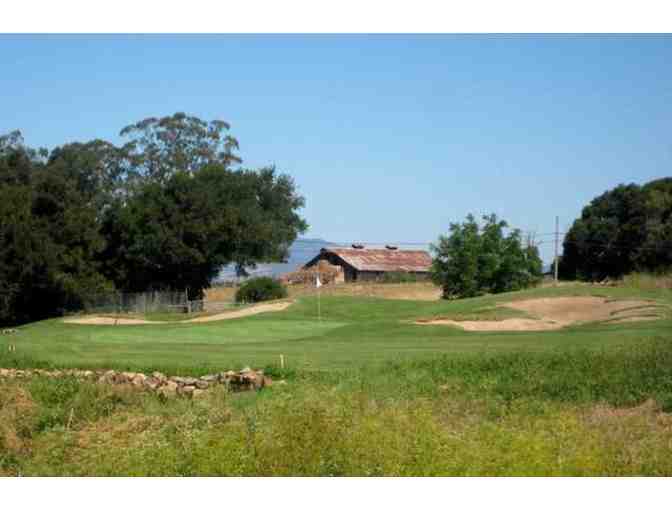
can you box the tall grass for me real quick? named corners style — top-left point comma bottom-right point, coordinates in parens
top-left (3, 337), bottom-right (672, 476)
top-left (621, 272), bottom-right (672, 290)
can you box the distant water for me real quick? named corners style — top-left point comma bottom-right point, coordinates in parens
top-left (216, 238), bottom-right (335, 282)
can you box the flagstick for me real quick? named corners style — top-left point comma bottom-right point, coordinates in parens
top-left (316, 274), bottom-right (322, 322)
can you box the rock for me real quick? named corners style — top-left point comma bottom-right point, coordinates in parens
top-left (144, 378), bottom-right (159, 390)
top-left (158, 382), bottom-right (178, 398)
top-left (179, 385), bottom-right (195, 397)
top-left (132, 373), bottom-right (147, 386)
top-left (170, 376), bottom-right (198, 385)
top-left (0, 365), bottom-right (265, 393)
top-left (222, 370), bottom-right (236, 381)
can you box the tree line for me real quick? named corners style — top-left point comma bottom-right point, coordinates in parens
top-left (0, 113), bottom-right (307, 326)
top-left (560, 178), bottom-right (672, 281)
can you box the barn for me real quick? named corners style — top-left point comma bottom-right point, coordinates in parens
top-left (303, 245), bottom-right (432, 282)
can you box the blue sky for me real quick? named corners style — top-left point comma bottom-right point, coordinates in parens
top-left (2, 34), bottom-right (671, 262)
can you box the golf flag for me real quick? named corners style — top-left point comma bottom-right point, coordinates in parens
top-left (316, 275), bottom-right (322, 288)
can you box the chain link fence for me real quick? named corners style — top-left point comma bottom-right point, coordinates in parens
top-left (82, 290), bottom-right (189, 315)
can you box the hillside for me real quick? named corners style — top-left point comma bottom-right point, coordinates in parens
top-left (216, 238), bottom-right (335, 281)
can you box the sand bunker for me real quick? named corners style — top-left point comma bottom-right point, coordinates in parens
top-left (183, 301), bottom-right (292, 323)
top-left (418, 317), bottom-right (562, 331)
top-left (64, 301), bottom-right (293, 325)
top-left (417, 296), bottom-right (665, 331)
top-left (64, 317), bottom-right (163, 325)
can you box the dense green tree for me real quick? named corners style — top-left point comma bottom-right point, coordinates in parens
top-left (638, 178), bottom-right (672, 271)
top-left (430, 214), bottom-right (542, 299)
top-left (0, 141), bottom-right (108, 326)
top-left (119, 112), bottom-right (242, 183)
top-left (560, 179), bottom-right (672, 280)
top-left (46, 140), bottom-right (133, 210)
top-left (0, 113), bottom-right (308, 323)
top-left (100, 164), bottom-right (307, 299)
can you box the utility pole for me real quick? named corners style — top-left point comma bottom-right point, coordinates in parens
top-left (554, 216), bottom-right (559, 286)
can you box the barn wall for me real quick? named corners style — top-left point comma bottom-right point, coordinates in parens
top-left (343, 265), bottom-right (357, 282)
top-left (305, 252), bottom-right (430, 283)
top-left (357, 271), bottom-right (382, 281)
top-left (357, 271), bottom-right (430, 282)
top-left (307, 252), bottom-right (357, 282)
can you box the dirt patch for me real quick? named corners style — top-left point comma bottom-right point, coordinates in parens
top-left (63, 316), bottom-right (164, 325)
top-left (587, 399), bottom-right (672, 426)
top-left (184, 301), bottom-right (292, 323)
top-left (504, 297), bottom-right (657, 325)
top-left (64, 301), bottom-right (293, 325)
top-left (416, 318), bottom-right (562, 331)
top-left (417, 296), bottom-right (665, 331)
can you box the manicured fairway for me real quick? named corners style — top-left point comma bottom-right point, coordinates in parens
top-left (3, 284), bottom-right (671, 373)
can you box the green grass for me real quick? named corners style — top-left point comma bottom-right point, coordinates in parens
top-left (3, 336), bottom-right (672, 476)
top-left (2, 283), bottom-right (672, 475)
top-left (2, 284), bottom-right (671, 374)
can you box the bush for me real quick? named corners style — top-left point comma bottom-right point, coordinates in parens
top-left (431, 213), bottom-right (543, 299)
top-left (235, 277), bottom-right (287, 304)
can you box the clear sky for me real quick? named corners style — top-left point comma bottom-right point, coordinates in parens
top-left (2, 34), bottom-right (671, 262)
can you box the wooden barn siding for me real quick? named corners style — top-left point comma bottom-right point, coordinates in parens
top-left (356, 271), bottom-right (430, 282)
top-left (306, 252), bottom-right (430, 282)
top-left (307, 252), bottom-right (358, 282)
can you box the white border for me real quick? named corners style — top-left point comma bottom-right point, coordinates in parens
top-left (1, 0), bottom-right (672, 33)
top-left (1, 478), bottom-right (671, 509)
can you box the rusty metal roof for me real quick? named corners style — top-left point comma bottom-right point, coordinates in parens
top-left (325, 247), bottom-right (432, 272)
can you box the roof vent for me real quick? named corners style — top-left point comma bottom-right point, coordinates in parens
top-left (351, 243), bottom-right (364, 249)
top-left (385, 245), bottom-right (398, 250)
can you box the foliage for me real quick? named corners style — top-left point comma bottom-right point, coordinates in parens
top-left (119, 112), bottom-right (242, 183)
top-left (0, 140), bottom-right (110, 326)
top-left (100, 165), bottom-right (306, 299)
top-left (235, 277), bottom-right (288, 303)
top-left (0, 114), bottom-right (307, 322)
top-left (560, 178), bottom-right (672, 280)
top-left (430, 213), bottom-right (543, 299)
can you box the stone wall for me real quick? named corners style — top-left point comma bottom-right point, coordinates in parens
top-left (0, 367), bottom-right (273, 398)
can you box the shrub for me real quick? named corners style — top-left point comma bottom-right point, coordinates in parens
top-left (235, 277), bottom-right (287, 304)
top-left (431, 213), bottom-right (543, 299)
top-left (621, 272), bottom-right (672, 290)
